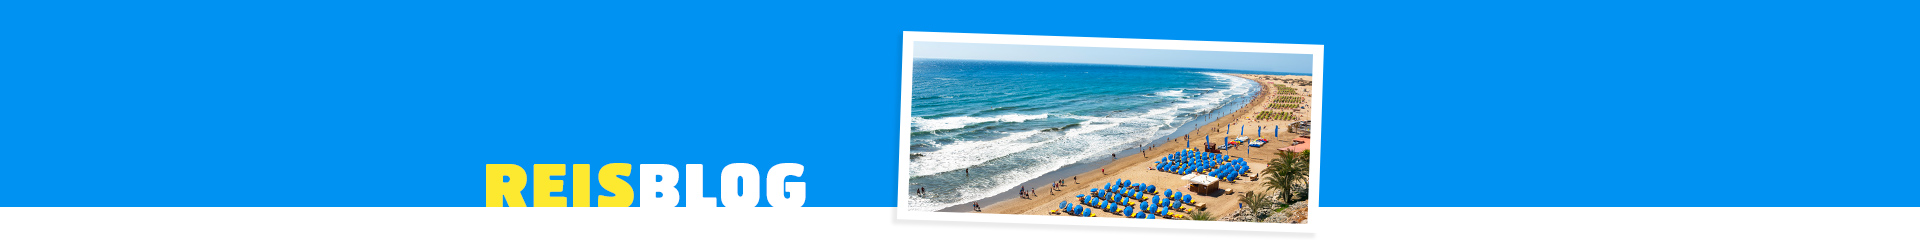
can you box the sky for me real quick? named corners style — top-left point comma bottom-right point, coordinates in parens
top-left (914, 41), bottom-right (1313, 73)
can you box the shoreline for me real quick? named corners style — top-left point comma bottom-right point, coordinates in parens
top-left (933, 73), bottom-right (1263, 212)
top-left (966, 73), bottom-right (1312, 223)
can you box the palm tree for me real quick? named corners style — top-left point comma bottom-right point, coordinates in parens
top-left (1238, 191), bottom-right (1273, 221)
top-left (1293, 150), bottom-right (1311, 173)
top-left (1187, 210), bottom-right (1216, 221)
top-left (1266, 149), bottom-right (1310, 203)
top-left (1288, 150), bottom-right (1310, 201)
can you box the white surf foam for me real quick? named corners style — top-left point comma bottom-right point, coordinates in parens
top-left (910, 129), bottom-right (1043, 176)
top-left (1153, 89), bottom-right (1185, 97)
top-left (910, 113), bottom-right (1050, 132)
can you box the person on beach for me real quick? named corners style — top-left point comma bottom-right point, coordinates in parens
top-left (973, 202), bottom-right (980, 212)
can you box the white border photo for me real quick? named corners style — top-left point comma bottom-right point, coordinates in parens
top-left (898, 31), bottom-right (1324, 233)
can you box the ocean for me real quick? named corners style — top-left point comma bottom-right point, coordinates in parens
top-left (907, 58), bottom-right (1302, 211)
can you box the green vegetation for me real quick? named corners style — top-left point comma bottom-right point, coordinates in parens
top-left (1266, 150), bottom-right (1310, 204)
top-left (1187, 210), bottom-right (1216, 221)
top-left (1239, 191), bottom-right (1274, 221)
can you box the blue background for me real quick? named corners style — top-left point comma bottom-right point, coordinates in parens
top-left (2, 1), bottom-right (1916, 207)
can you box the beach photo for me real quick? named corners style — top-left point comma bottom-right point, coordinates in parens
top-left (899, 32), bottom-right (1321, 231)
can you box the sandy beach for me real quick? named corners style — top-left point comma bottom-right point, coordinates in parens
top-left (963, 73), bottom-right (1314, 223)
